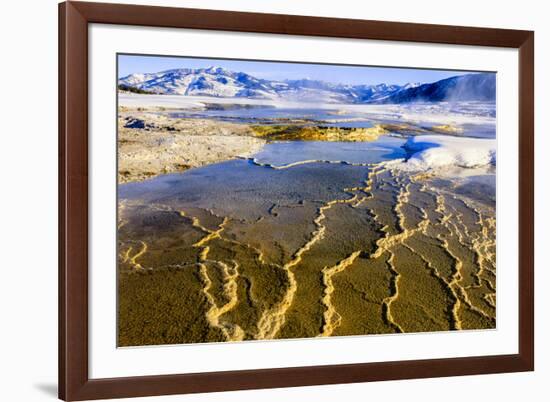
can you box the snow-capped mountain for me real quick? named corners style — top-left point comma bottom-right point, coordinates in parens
top-left (118, 67), bottom-right (494, 104)
top-left (119, 66), bottom-right (279, 98)
top-left (118, 66), bottom-right (411, 103)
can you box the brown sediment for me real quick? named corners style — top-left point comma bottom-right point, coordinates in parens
top-left (402, 236), bottom-right (461, 330)
top-left (330, 251), bottom-right (396, 335)
top-left (254, 194), bottom-right (348, 340)
top-left (390, 243), bottom-right (455, 331)
top-left (117, 157), bottom-right (496, 345)
top-left (117, 262), bottom-right (226, 346)
top-left (223, 202), bottom-right (319, 266)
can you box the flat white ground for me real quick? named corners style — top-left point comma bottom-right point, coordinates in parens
top-left (118, 93), bottom-right (496, 126)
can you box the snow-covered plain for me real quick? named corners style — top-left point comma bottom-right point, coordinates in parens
top-left (119, 93), bottom-right (495, 126)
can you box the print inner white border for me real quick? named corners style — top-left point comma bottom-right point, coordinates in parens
top-left (89, 23), bottom-right (518, 379)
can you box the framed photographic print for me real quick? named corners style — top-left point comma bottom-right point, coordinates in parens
top-left (59, 1), bottom-right (534, 400)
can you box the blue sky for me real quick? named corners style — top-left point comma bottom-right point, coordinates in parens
top-left (118, 54), bottom-right (480, 86)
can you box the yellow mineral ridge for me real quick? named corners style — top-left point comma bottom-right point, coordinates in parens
top-left (381, 251), bottom-right (404, 333)
top-left (250, 124), bottom-right (388, 142)
top-left (189, 212), bottom-right (245, 342)
top-left (255, 192), bottom-right (361, 340)
top-left (319, 251), bottom-right (363, 337)
top-left (123, 241), bottom-right (148, 271)
top-left (198, 260), bottom-right (245, 342)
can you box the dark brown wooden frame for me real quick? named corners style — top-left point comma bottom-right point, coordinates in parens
top-left (59, 1), bottom-right (534, 400)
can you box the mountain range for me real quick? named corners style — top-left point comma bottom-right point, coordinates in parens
top-left (118, 66), bottom-right (495, 104)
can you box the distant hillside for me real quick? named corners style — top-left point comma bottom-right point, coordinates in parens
top-left (118, 67), bottom-right (495, 104)
top-left (376, 73), bottom-right (496, 104)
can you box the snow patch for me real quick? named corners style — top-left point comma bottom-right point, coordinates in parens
top-left (401, 135), bottom-right (496, 170)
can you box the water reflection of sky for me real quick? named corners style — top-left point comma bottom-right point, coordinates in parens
top-left (251, 139), bottom-right (406, 167)
top-left (119, 139), bottom-right (408, 220)
top-left (120, 159), bottom-right (368, 220)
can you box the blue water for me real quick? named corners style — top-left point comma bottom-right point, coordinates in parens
top-left (119, 139), bottom-right (406, 220)
top-left (168, 107), bottom-right (375, 128)
top-left (251, 138), bottom-right (406, 167)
